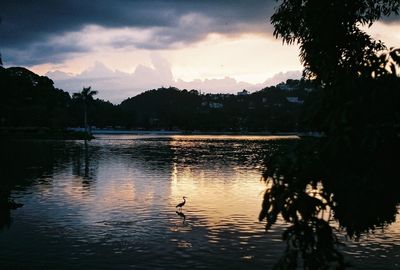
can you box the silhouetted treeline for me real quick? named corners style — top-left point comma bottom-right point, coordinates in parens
top-left (0, 66), bottom-right (315, 132)
top-left (0, 67), bottom-right (71, 127)
top-left (0, 66), bottom-right (121, 130)
top-left (120, 81), bottom-right (314, 132)
top-left (258, 0), bottom-right (400, 268)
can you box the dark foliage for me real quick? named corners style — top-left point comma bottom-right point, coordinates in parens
top-left (0, 67), bottom-right (71, 127)
top-left (260, 0), bottom-right (400, 268)
top-left (0, 67), bottom-right (121, 131)
top-left (120, 83), bottom-right (314, 132)
top-left (261, 135), bottom-right (400, 269)
top-left (271, 0), bottom-right (400, 82)
top-left (0, 64), bottom-right (315, 133)
top-left (0, 66), bottom-right (314, 133)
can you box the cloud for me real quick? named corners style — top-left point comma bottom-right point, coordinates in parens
top-left (1, 0), bottom-right (275, 45)
top-left (1, 0), bottom-right (277, 65)
top-left (47, 57), bottom-right (301, 104)
top-left (3, 0), bottom-right (397, 67)
top-left (47, 57), bottom-right (176, 102)
top-left (261, 70), bottom-right (302, 86)
top-left (174, 71), bottom-right (301, 93)
top-left (2, 37), bottom-right (89, 65)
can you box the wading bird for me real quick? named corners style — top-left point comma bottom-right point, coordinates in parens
top-left (176, 196), bottom-right (187, 211)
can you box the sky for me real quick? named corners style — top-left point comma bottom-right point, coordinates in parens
top-left (1, 0), bottom-right (400, 103)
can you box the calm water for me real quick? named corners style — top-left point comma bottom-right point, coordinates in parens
top-left (0, 135), bottom-right (399, 269)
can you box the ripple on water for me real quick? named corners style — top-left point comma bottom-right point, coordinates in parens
top-left (1, 135), bottom-right (399, 269)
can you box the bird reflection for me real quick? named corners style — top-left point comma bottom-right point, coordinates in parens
top-left (7, 200), bottom-right (24, 209)
top-left (176, 196), bottom-right (187, 211)
top-left (176, 211), bottom-right (186, 224)
top-left (0, 193), bottom-right (23, 230)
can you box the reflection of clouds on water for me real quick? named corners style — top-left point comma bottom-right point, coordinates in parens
top-left (169, 164), bottom-right (265, 230)
top-left (11, 135), bottom-right (273, 229)
top-left (1, 135), bottom-right (399, 269)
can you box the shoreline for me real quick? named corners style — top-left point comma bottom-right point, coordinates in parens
top-left (0, 127), bottom-right (322, 140)
top-left (88, 128), bottom-right (322, 137)
top-left (89, 129), bottom-right (298, 136)
top-left (0, 127), bottom-right (93, 140)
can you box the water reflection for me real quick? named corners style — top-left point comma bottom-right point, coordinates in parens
top-left (0, 135), bottom-right (399, 269)
top-left (71, 141), bottom-right (96, 187)
top-left (0, 135), bottom-right (287, 269)
top-left (176, 211), bottom-right (186, 224)
top-left (0, 140), bottom-right (74, 230)
top-left (259, 138), bottom-right (400, 268)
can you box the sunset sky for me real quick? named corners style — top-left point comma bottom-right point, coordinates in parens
top-left (1, 0), bottom-right (400, 102)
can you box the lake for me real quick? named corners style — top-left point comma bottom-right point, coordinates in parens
top-left (0, 135), bottom-right (399, 269)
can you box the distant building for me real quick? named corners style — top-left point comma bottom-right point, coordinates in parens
top-left (209, 102), bottom-right (224, 109)
top-left (248, 101), bottom-right (255, 110)
top-left (286, 97), bottom-right (304, 104)
top-left (237, 89), bottom-right (249, 96)
top-left (304, 87), bottom-right (314, 92)
top-left (277, 83), bottom-right (295, 91)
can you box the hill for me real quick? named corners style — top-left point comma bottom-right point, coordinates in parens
top-left (120, 81), bottom-right (315, 132)
top-left (0, 66), bottom-right (316, 134)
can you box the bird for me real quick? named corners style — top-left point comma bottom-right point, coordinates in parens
top-left (176, 196), bottom-right (187, 211)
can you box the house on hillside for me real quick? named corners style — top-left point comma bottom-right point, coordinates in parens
top-left (277, 82), bottom-right (296, 91)
top-left (304, 87), bottom-right (314, 92)
top-left (237, 89), bottom-right (249, 96)
top-left (286, 97), bottom-right (304, 104)
top-left (209, 102), bottom-right (224, 109)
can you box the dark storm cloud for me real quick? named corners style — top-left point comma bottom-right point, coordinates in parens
top-left (1, 0), bottom-right (399, 66)
top-left (2, 41), bottom-right (89, 66)
top-left (0, 0), bottom-right (276, 65)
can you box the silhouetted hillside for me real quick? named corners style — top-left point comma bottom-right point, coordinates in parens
top-left (0, 66), bottom-right (71, 127)
top-left (0, 66), bottom-right (121, 132)
top-left (120, 87), bottom-right (201, 130)
top-left (120, 81), bottom-right (315, 132)
top-left (0, 66), bottom-right (315, 133)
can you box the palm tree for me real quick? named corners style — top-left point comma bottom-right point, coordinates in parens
top-left (73, 86), bottom-right (98, 135)
top-left (0, 17), bottom-right (3, 67)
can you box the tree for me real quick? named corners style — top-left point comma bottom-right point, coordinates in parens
top-left (271, 0), bottom-right (400, 83)
top-left (0, 17), bottom-right (3, 67)
top-left (268, 0), bottom-right (400, 139)
top-left (73, 87), bottom-right (98, 135)
top-left (260, 1), bottom-right (400, 268)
